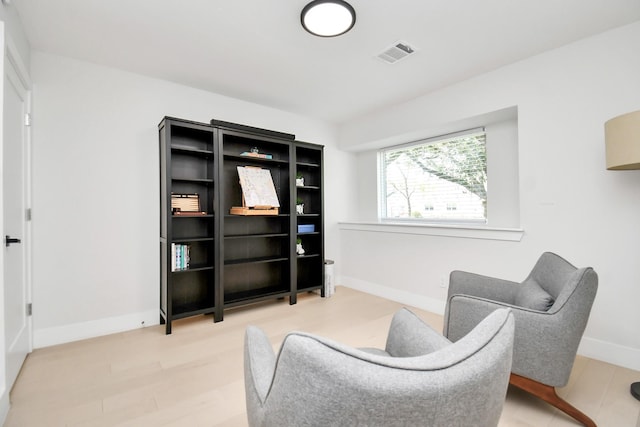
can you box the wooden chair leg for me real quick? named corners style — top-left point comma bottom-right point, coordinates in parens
top-left (509, 373), bottom-right (597, 427)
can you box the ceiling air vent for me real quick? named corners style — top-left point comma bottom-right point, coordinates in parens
top-left (377, 41), bottom-right (416, 64)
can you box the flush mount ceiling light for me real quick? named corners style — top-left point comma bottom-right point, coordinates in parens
top-left (301, 0), bottom-right (356, 37)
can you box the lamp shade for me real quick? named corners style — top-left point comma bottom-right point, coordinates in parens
top-left (605, 110), bottom-right (640, 170)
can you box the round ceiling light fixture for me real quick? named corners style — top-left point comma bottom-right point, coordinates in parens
top-left (301, 0), bottom-right (356, 37)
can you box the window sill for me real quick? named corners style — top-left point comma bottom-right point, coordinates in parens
top-left (338, 221), bottom-right (524, 242)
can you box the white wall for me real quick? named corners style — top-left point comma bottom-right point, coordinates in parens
top-left (337, 21), bottom-right (640, 371)
top-left (30, 51), bottom-right (355, 347)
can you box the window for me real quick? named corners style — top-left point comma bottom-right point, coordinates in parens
top-left (379, 128), bottom-right (487, 223)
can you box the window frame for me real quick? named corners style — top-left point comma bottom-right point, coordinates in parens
top-left (378, 127), bottom-right (488, 225)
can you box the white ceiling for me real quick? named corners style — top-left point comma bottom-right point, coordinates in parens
top-left (12, 0), bottom-right (640, 124)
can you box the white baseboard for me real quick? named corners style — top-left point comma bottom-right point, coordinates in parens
top-left (33, 310), bottom-right (159, 348)
top-left (0, 387), bottom-right (9, 426)
top-left (341, 276), bottom-right (446, 315)
top-left (341, 276), bottom-right (640, 373)
top-left (578, 336), bottom-right (640, 372)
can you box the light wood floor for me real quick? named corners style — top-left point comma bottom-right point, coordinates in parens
top-left (5, 287), bottom-right (640, 426)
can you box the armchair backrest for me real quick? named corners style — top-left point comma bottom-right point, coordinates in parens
top-left (528, 252), bottom-right (579, 299)
top-left (526, 252), bottom-right (598, 314)
top-left (245, 309), bottom-right (514, 427)
top-left (515, 252), bottom-right (598, 385)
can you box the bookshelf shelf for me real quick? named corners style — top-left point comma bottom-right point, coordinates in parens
top-left (224, 233), bottom-right (288, 239)
top-left (171, 177), bottom-right (214, 184)
top-left (224, 256), bottom-right (289, 266)
top-left (223, 153), bottom-right (289, 165)
top-left (171, 145), bottom-right (214, 156)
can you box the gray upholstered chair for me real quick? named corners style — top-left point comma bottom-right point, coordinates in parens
top-left (444, 252), bottom-right (598, 427)
top-left (244, 307), bottom-right (514, 427)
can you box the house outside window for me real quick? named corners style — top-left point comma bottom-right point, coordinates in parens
top-left (379, 128), bottom-right (487, 223)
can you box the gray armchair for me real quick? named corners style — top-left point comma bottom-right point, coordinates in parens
top-left (444, 252), bottom-right (598, 427)
top-left (244, 307), bottom-right (514, 427)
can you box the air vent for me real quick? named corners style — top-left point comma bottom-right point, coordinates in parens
top-left (377, 41), bottom-right (416, 64)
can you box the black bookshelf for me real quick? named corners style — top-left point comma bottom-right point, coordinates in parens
top-left (294, 143), bottom-right (324, 297)
top-left (159, 117), bottom-right (218, 334)
top-left (159, 117), bottom-right (324, 333)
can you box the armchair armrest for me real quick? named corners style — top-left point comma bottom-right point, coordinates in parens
top-left (444, 294), bottom-right (514, 341)
top-left (448, 270), bottom-right (520, 304)
top-left (244, 326), bottom-right (276, 404)
top-left (385, 308), bottom-right (451, 357)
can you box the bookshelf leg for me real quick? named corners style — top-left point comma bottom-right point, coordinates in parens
top-left (213, 311), bottom-right (223, 323)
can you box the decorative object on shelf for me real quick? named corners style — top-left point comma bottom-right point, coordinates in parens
top-left (604, 110), bottom-right (640, 401)
top-left (296, 172), bottom-right (305, 187)
top-left (296, 238), bottom-right (305, 255)
top-left (298, 224), bottom-right (315, 233)
top-left (301, 0), bottom-right (356, 37)
top-left (229, 206), bottom-right (279, 216)
top-left (171, 193), bottom-right (206, 215)
top-left (296, 198), bottom-right (304, 214)
top-left (240, 146), bottom-right (273, 159)
top-left (231, 166), bottom-right (280, 215)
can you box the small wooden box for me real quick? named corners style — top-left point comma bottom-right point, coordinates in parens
top-left (230, 206), bottom-right (279, 216)
top-left (171, 193), bottom-right (206, 216)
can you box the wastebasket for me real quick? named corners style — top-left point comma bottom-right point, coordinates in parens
top-left (324, 259), bottom-right (335, 297)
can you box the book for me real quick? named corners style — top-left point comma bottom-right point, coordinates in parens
top-left (171, 243), bottom-right (190, 271)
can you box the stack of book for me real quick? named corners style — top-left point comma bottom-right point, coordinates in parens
top-left (240, 151), bottom-right (273, 159)
top-left (171, 243), bottom-right (190, 271)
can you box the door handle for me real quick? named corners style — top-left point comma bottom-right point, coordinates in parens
top-left (5, 235), bottom-right (21, 247)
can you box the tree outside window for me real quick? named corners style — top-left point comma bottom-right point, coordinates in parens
top-left (380, 130), bottom-right (487, 223)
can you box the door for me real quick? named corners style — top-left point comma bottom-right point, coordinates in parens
top-left (3, 50), bottom-right (31, 391)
